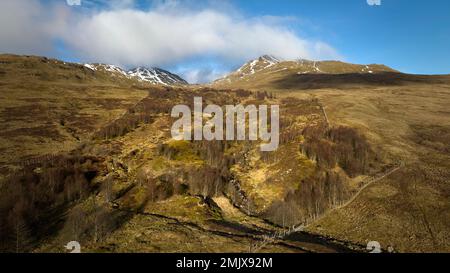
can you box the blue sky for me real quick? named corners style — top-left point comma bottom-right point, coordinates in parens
top-left (231, 0), bottom-right (450, 75)
top-left (0, 0), bottom-right (449, 82)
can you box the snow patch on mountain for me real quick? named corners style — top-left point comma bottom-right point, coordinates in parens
top-left (83, 63), bottom-right (188, 86)
top-left (84, 64), bottom-right (97, 71)
top-left (128, 67), bottom-right (188, 86)
top-left (234, 55), bottom-right (281, 78)
top-left (362, 65), bottom-right (374, 74)
top-left (102, 64), bottom-right (129, 76)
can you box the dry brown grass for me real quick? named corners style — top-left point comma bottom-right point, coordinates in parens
top-left (2, 54), bottom-right (449, 253)
top-left (0, 54), bottom-right (149, 177)
top-left (236, 71), bottom-right (450, 252)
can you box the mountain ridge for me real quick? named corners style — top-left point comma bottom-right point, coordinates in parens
top-left (213, 55), bottom-right (398, 86)
top-left (128, 67), bottom-right (188, 86)
top-left (84, 63), bottom-right (188, 86)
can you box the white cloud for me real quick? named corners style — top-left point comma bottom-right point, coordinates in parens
top-left (0, 0), bottom-right (341, 82)
top-left (63, 4), bottom-right (341, 68)
top-left (176, 67), bottom-right (227, 84)
top-left (0, 0), bottom-right (68, 55)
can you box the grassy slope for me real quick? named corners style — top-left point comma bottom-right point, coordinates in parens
top-left (0, 58), bottom-right (352, 253)
top-left (302, 85), bottom-right (450, 252)
top-left (2, 54), bottom-right (448, 253)
top-left (215, 63), bottom-right (450, 252)
top-left (213, 59), bottom-right (398, 90)
top-left (0, 54), bottom-right (149, 177)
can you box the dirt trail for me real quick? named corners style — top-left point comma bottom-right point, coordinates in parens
top-left (318, 102), bottom-right (330, 128)
top-left (329, 164), bottom-right (402, 213)
top-left (213, 197), bottom-right (358, 253)
top-left (302, 164), bottom-right (402, 230)
top-left (246, 164), bottom-right (403, 253)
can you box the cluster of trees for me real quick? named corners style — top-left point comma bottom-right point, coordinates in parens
top-left (235, 89), bottom-right (252, 98)
top-left (261, 124), bottom-right (374, 227)
top-left (265, 169), bottom-right (350, 226)
top-left (135, 168), bottom-right (180, 203)
top-left (276, 97), bottom-right (327, 146)
top-left (301, 137), bottom-right (336, 169)
top-left (95, 113), bottom-right (154, 140)
top-left (156, 139), bottom-right (236, 199)
top-left (95, 86), bottom-right (251, 141)
top-left (329, 126), bottom-right (372, 176)
top-left (94, 90), bottom-right (177, 140)
top-left (61, 199), bottom-right (117, 244)
top-left (95, 87), bottom-right (184, 140)
top-left (134, 163), bottom-right (229, 204)
top-left (301, 125), bottom-right (373, 177)
top-left (189, 140), bottom-right (257, 209)
top-left (280, 126), bottom-right (304, 146)
top-left (186, 165), bottom-right (228, 197)
top-left (192, 140), bottom-right (236, 169)
top-left (149, 93), bottom-right (374, 227)
top-left (94, 85), bottom-right (280, 143)
top-left (264, 199), bottom-right (302, 227)
top-left (253, 91), bottom-right (275, 100)
top-left (293, 169), bottom-right (350, 220)
top-left (156, 142), bottom-right (194, 161)
top-left (0, 155), bottom-right (104, 252)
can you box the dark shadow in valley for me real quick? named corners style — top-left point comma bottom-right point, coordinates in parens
top-left (270, 72), bottom-right (450, 90)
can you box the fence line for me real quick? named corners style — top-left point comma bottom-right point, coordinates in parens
top-left (249, 163), bottom-right (403, 253)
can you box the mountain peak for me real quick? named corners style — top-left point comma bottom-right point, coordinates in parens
top-left (84, 63), bottom-right (129, 77)
top-left (128, 67), bottom-right (188, 86)
top-left (259, 54), bottom-right (281, 63)
top-left (213, 57), bottom-right (398, 86)
top-left (83, 64), bottom-right (188, 86)
top-left (234, 54), bottom-right (282, 77)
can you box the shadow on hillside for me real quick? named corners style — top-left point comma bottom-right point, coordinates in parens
top-left (270, 72), bottom-right (450, 90)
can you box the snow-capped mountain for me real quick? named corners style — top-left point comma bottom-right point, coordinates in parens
top-left (84, 64), bottom-right (129, 76)
top-left (83, 64), bottom-right (188, 86)
top-left (236, 55), bottom-right (281, 77)
top-left (128, 67), bottom-right (188, 86)
top-left (213, 55), bottom-right (281, 84)
top-left (213, 55), bottom-right (397, 86)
